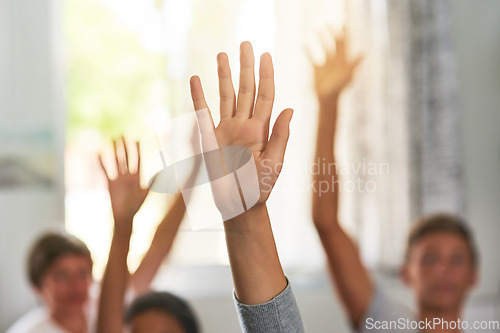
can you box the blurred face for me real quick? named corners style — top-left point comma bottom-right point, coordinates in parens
top-left (402, 232), bottom-right (477, 312)
top-left (130, 310), bottom-right (187, 333)
top-left (36, 254), bottom-right (93, 315)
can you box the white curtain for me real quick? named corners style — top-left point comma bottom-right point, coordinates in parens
top-left (403, 0), bottom-right (464, 220)
top-left (343, 0), bottom-right (464, 269)
top-left (159, 0), bottom-right (464, 270)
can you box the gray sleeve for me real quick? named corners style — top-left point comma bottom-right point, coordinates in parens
top-left (234, 280), bottom-right (305, 333)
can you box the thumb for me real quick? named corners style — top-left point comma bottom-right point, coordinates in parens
top-left (351, 54), bottom-right (364, 72)
top-left (262, 108), bottom-right (293, 165)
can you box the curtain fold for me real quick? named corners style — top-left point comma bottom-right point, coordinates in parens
top-left (344, 0), bottom-right (464, 269)
top-left (405, 0), bottom-right (464, 220)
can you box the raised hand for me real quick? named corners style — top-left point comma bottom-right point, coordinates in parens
top-left (313, 27), bottom-right (363, 107)
top-left (187, 42), bottom-right (299, 312)
top-left (189, 41), bottom-right (293, 210)
top-left (99, 137), bottom-right (149, 225)
top-left (311, 28), bottom-right (374, 327)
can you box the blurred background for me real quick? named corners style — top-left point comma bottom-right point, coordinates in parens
top-left (0, 0), bottom-right (499, 331)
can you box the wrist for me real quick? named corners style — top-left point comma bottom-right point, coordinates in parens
top-left (313, 218), bottom-right (341, 234)
top-left (318, 93), bottom-right (340, 109)
top-left (223, 204), bottom-right (270, 234)
top-left (318, 102), bottom-right (339, 127)
top-left (113, 219), bottom-right (133, 237)
top-left (224, 203), bottom-right (267, 224)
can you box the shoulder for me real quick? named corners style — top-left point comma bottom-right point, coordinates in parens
top-left (358, 285), bottom-right (416, 333)
top-left (6, 308), bottom-right (64, 333)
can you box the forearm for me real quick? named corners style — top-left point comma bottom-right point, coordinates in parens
top-left (224, 204), bottom-right (287, 305)
top-left (318, 226), bottom-right (373, 325)
top-left (312, 99), bottom-right (340, 228)
top-left (312, 97), bottom-right (373, 326)
top-left (97, 223), bottom-right (132, 333)
top-left (131, 193), bottom-right (186, 294)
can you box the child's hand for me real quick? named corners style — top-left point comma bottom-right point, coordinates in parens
top-left (99, 137), bottom-right (149, 225)
top-left (313, 27), bottom-right (363, 106)
top-left (189, 42), bottom-right (293, 211)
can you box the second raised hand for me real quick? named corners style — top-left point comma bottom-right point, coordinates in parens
top-left (189, 41), bottom-right (293, 208)
top-left (99, 137), bottom-right (149, 225)
top-left (313, 27), bottom-right (363, 107)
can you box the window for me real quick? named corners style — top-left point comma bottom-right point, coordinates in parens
top-left (65, 0), bottom-right (406, 282)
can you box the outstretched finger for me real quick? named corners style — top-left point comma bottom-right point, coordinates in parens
top-left (135, 141), bottom-right (141, 174)
top-left (217, 52), bottom-right (236, 120)
top-left (334, 30), bottom-right (347, 62)
top-left (98, 153), bottom-right (110, 181)
top-left (190, 75), bottom-right (210, 113)
top-left (190, 75), bottom-right (218, 152)
top-left (236, 41), bottom-right (256, 118)
top-left (351, 54), bottom-right (364, 71)
top-left (112, 139), bottom-right (123, 174)
top-left (121, 136), bottom-right (129, 173)
top-left (319, 29), bottom-right (334, 56)
top-left (253, 53), bottom-right (275, 126)
top-left (304, 43), bottom-right (318, 67)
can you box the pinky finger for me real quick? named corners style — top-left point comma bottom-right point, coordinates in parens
top-left (98, 154), bottom-right (110, 181)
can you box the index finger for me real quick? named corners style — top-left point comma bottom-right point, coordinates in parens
top-left (190, 75), bottom-right (218, 153)
top-left (190, 75), bottom-right (210, 112)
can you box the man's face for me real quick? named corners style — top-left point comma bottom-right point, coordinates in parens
top-left (36, 254), bottom-right (93, 315)
top-left (130, 309), bottom-right (187, 333)
top-left (402, 232), bottom-right (477, 312)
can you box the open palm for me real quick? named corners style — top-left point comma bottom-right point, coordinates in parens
top-left (314, 28), bottom-right (363, 105)
top-left (99, 137), bottom-right (149, 224)
top-left (190, 42), bottom-right (293, 207)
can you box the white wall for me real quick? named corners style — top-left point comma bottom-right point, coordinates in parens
top-left (451, 0), bottom-right (500, 296)
top-left (0, 0), bottom-right (65, 330)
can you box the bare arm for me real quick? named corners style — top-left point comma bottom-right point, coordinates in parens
top-left (129, 192), bottom-right (185, 295)
top-left (130, 137), bottom-right (201, 295)
top-left (98, 220), bottom-right (132, 333)
top-left (97, 138), bottom-right (148, 333)
top-left (224, 204), bottom-right (287, 305)
top-left (189, 41), bottom-right (293, 305)
top-left (311, 28), bottom-right (372, 327)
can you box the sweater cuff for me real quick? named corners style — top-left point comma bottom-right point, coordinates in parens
top-left (233, 278), bottom-right (305, 333)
